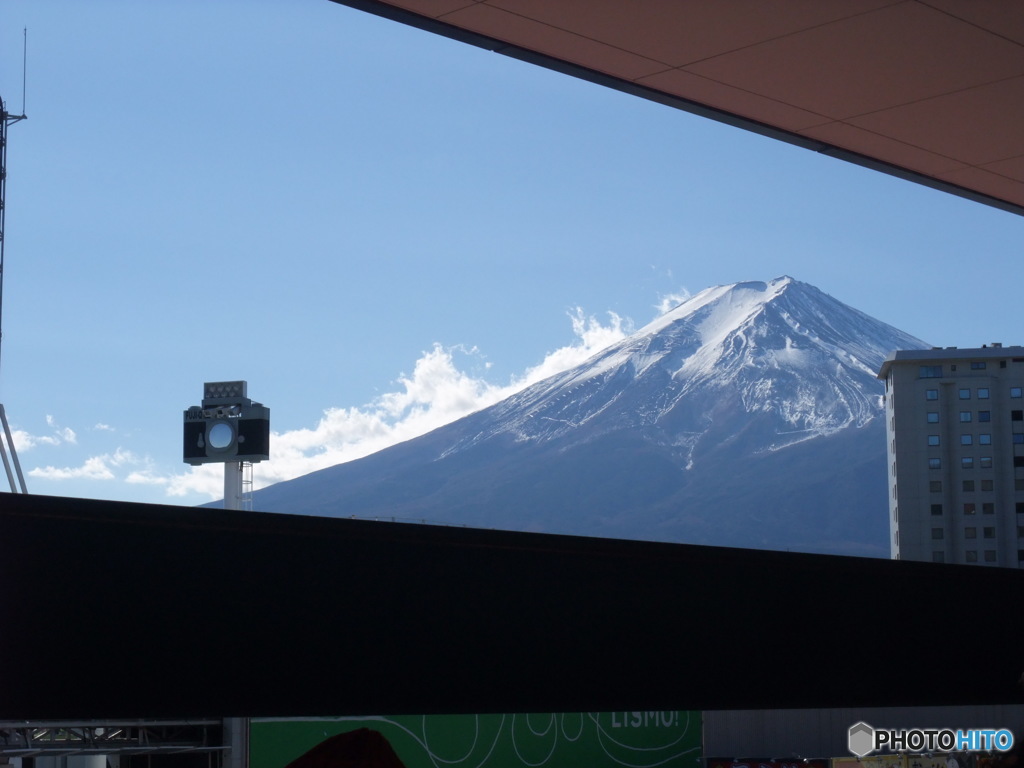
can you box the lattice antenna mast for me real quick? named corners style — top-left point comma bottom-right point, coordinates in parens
top-left (1, 96), bottom-right (27, 380)
top-left (0, 31), bottom-right (30, 493)
top-left (2, 31), bottom-right (28, 380)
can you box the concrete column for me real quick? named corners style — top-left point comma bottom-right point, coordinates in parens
top-left (224, 461), bottom-right (243, 511)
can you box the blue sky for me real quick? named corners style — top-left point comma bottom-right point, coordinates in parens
top-left (1, 0), bottom-right (1022, 507)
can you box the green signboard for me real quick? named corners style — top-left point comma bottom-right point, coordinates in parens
top-left (251, 712), bottom-right (702, 768)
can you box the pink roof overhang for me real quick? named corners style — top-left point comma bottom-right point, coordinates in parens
top-left (330, 0), bottom-right (1024, 217)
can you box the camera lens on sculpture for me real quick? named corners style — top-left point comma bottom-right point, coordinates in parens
top-left (208, 422), bottom-right (233, 450)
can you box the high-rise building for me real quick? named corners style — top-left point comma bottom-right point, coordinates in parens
top-left (879, 345), bottom-right (1024, 566)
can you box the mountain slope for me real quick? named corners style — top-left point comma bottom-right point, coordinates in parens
top-left (253, 277), bottom-right (928, 557)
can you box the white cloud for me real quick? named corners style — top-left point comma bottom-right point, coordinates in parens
top-left (164, 308), bottom-right (630, 500)
top-left (28, 448), bottom-right (142, 482)
top-left (165, 464), bottom-right (223, 499)
top-left (513, 308), bottom-right (630, 386)
top-left (125, 471), bottom-right (168, 485)
top-left (12, 429), bottom-right (67, 451)
top-left (45, 414), bottom-right (78, 444)
top-left (655, 288), bottom-right (691, 316)
top-left (11, 415), bottom-right (79, 453)
top-left (11, 429), bottom-right (60, 451)
top-left (30, 455), bottom-right (118, 481)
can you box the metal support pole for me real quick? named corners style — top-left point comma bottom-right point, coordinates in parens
top-left (224, 460), bottom-right (242, 511)
top-left (0, 403), bottom-right (26, 493)
top-left (223, 717), bottom-right (249, 768)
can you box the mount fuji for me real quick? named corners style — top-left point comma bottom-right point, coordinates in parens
top-left (252, 277), bottom-right (928, 557)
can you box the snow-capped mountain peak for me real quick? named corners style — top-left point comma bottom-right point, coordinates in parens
top-left (254, 277), bottom-right (929, 558)
top-left (458, 277), bottom-right (926, 458)
top-left (643, 276), bottom-right (792, 342)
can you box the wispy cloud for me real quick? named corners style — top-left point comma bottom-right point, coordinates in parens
top-left (655, 288), bottom-right (691, 316)
top-left (11, 415), bottom-right (78, 451)
top-left (45, 414), bottom-right (78, 444)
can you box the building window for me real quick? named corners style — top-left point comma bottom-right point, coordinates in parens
top-left (933, 552), bottom-right (945, 563)
top-left (961, 434), bottom-right (973, 445)
top-left (1019, 526), bottom-right (1024, 538)
top-left (982, 479), bottom-right (994, 491)
top-left (984, 527), bottom-right (995, 538)
top-left (980, 433), bottom-right (992, 445)
top-left (920, 365), bottom-right (943, 378)
top-left (980, 456), bottom-right (993, 468)
top-left (966, 550), bottom-right (978, 562)
top-left (928, 435), bottom-right (940, 446)
top-left (932, 528), bottom-right (944, 539)
top-left (1014, 433), bottom-right (1024, 444)
top-left (971, 362), bottom-right (987, 370)
top-left (962, 457), bottom-right (974, 469)
top-left (960, 411), bottom-right (973, 422)
top-left (983, 503), bottom-right (995, 514)
top-left (927, 412), bottom-right (939, 423)
top-left (1015, 457), bottom-right (1024, 469)
top-left (979, 411), bottom-right (991, 422)
top-left (985, 550), bottom-right (997, 562)
top-left (963, 480), bottom-right (975, 492)
top-left (931, 504), bottom-right (943, 515)
top-left (965, 503), bottom-right (977, 515)
top-left (926, 389), bottom-right (939, 400)
top-left (1018, 502), bottom-right (1024, 514)
top-left (979, 388), bottom-right (990, 399)
top-left (965, 527), bottom-right (977, 538)
top-left (1013, 410), bottom-right (1024, 421)
top-left (930, 480), bottom-right (942, 492)
top-left (1012, 387), bottom-right (1022, 398)
top-left (959, 388), bottom-right (971, 400)
top-left (929, 458), bottom-right (942, 469)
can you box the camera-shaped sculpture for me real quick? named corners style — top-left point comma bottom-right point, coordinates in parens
top-left (183, 381), bottom-right (269, 465)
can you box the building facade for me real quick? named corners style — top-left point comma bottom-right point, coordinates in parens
top-left (879, 345), bottom-right (1024, 566)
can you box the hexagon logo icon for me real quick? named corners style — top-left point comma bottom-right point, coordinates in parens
top-left (849, 722), bottom-right (875, 757)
